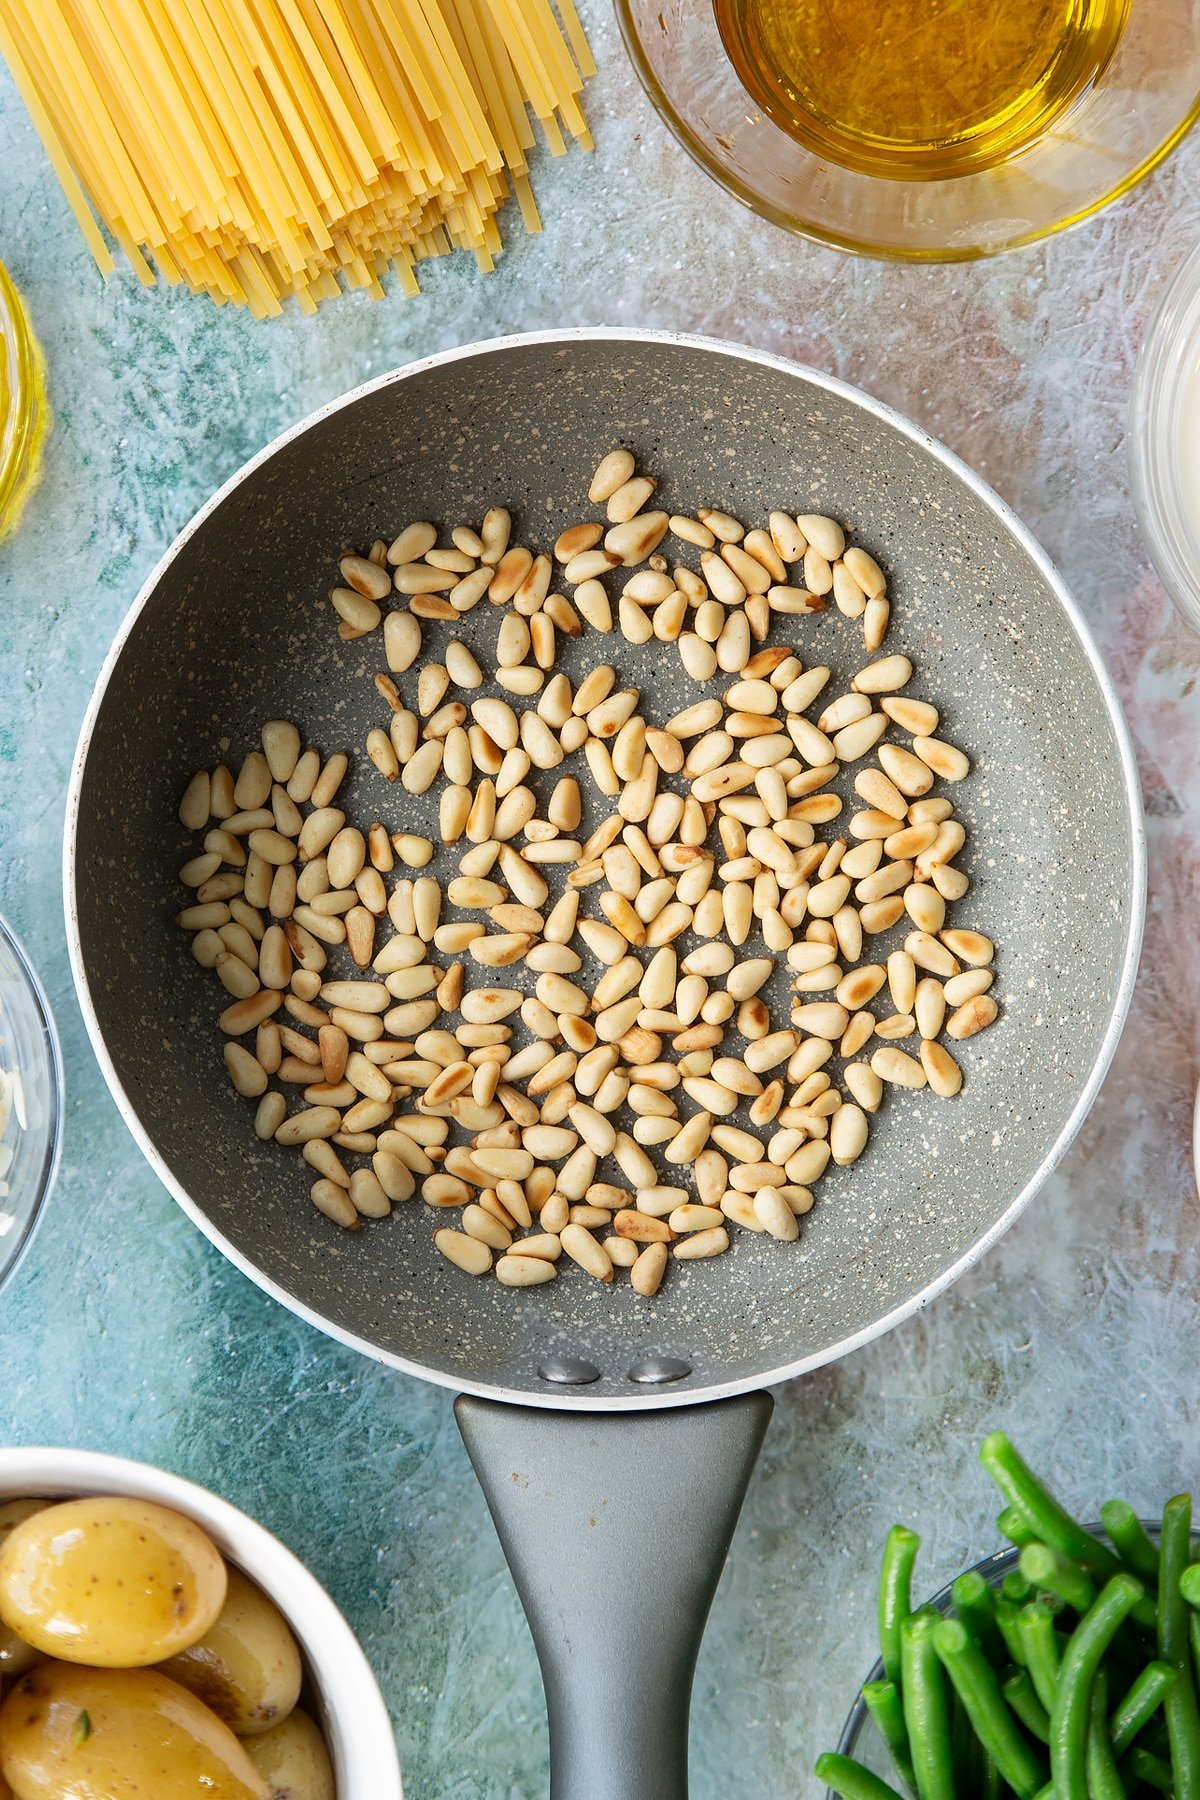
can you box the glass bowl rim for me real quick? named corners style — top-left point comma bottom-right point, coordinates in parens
top-left (829, 1521), bottom-right (1160, 1789)
top-left (613, 0), bottom-right (1200, 263)
top-left (1131, 235), bottom-right (1200, 636)
top-left (0, 909), bottom-right (65, 1294)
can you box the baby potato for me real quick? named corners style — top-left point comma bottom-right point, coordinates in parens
top-left (0, 1497), bottom-right (227, 1666)
top-left (0, 1504), bottom-right (50, 1679)
top-left (160, 1567), bottom-right (302, 1735)
top-left (0, 1626), bottom-right (39, 1683)
top-left (0, 1662), bottom-right (269, 1800)
top-left (244, 1710), bottom-right (335, 1800)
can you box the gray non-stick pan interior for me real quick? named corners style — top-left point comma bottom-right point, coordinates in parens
top-left (69, 330), bottom-right (1143, 1410)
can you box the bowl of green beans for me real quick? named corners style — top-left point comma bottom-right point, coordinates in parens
top-left (818, 1433), bottom-right (1195, 1800)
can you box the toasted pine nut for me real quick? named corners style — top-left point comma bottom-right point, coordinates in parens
top-left (852, 654), bottom-right (912, 694)
top-left (914, 736), bottom-right (971, 781)
top-left (905, 884), bottom-right (946, 935)
top-left (879, 743), bottom-right (935, 797)
top-left (496, 1254), bottom-right (557, 1286)
top-left (434, 1229), bottom-right (492, 1275)
top-left (906, 931), bottom-right (960, 978)
top-left (940, 928), bottom-right (993, 966)
top-left (921, 1040), bottom-right (964, 1096)
top-left (914, 978), bottom-right (946, 1041)
top-left (882, 696), bottom-right (940, 736)
top-left (870, 1047), bottom-right (927, 1089)
top-left (944, 969), bottom-right (994, 1006)
top-left (673, 1226), bottom-right (729, 1260)
top-left (589, 449), bottom-right (636, 503)
top-left (631, 1241), bottom-right (668, 1295)
top-left (832, 712), bottom-right (888, 762)
top-left (560, 1222), bottom-right (613, 1281)
top-left (945, 996), bottom-right (999, 1040)
top-left (844, 1062), bottom-right (883, 1112)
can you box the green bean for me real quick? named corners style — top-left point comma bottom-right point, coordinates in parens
top-left (1103, 1499), bottom-right (1161, 1585)
top-left (1159, 1494), bottom-right (1200, 1800)
top-left (932, 1618), bottom-right (1045, 1798)
top-left (1023, 1541), bottom-right (1158, 1635)
top-left (1018, 1603), bottom-right (1062, 1714)
top-left (1020, 1543), bottom-right (1095, 1615)
top-left (880, 1526), bottom-right (921, 1687)
top-left (1111, 1661), bottom-right (1176, 1757)
top-left (815, 1753), bottom-right (907, 1800)
top-left (901, 1612), bottom-right (956, 1800)
top-left (1003, 1568), bottom-right (1034, 1606)
top-left (1086, 1671), bottom-right (1125, 1800)
top-left (1049, 1572), bottom-right (1145, 1800)
top-left (999, 1505), bottom-right (1039, 1550)
top-left (863, 1680), bottom-right (917, 1797)
top-left (979, 1435), bottom-right (1120, 1580)
top-left (1125, 1745), bottom-right (1176, 1792)
top-left (1180, 1567), bottom-right (1200, 1611)
top-left (1003, 1670), bottom-right (1051, 1744)
top-left (949, 1690), bottom-right (975, 1795)
top-left (996, 1598), bottom-right (1030, 1667)
top-left (951, 1571), bottom-right (1005, 1667)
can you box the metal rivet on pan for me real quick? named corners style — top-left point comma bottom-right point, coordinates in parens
top-left (627, 1354), bottom-right (692, 1385)
top-left (537, 1355), bottom-right (601, 1385)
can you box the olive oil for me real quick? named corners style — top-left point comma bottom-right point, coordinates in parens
top-left (714, 0), bottom-right (1129, 179)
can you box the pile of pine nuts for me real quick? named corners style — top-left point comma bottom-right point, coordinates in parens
top-left (174, 449), bottom-right (999, 1296)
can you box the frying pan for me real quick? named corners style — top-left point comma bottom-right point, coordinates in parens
top-left (65, 330), bottom-right (1144, 1799)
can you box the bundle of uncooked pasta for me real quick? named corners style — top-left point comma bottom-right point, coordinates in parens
top-left (0, 0), bottom-right (594, 314)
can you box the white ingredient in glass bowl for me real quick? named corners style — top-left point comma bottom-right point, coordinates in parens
top-left (0, 1034), bottom-right (27, 1222)
top-left (0, 919), bottom-right (63, 1278)
top-left (1131, 238), bottom-right (1200, 636)
top-left (1179, 355), bottom-right (1200, 552)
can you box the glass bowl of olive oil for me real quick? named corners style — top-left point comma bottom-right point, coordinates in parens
top-left (616, 0), bottom-right (1200, 258)
top-left (0, 263), bottom-right (48, 538)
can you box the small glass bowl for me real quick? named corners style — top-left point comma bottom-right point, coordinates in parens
top-left (616, 0), bottom-right (1200, 260)
top-left (1131, 240), bottom-right (1200, 636)
top-left (0, 914), bottom-right (64, 1291)
top-left (0, 263), bottom-right (48, 539)
top-left (827, 1525), bottom-right (1154, 1792)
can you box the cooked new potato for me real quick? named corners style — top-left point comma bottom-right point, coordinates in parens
top-left (0, 1661), bottom-right (269, 1799)
top-left (0, 1619), bottom-right (38, 1681)
top-left (245, 1710), bottom-right (335, 1800)
top-left (0, 1505), bottom-right (47, 1680)
top-left (160, 1566), bottom-right (302, 1735)
top-left (0, 1497), bottom-right (227, 1666)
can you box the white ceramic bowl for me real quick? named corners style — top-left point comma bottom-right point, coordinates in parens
top-left (0, 1447), bottom-right (403, 1798)
top-left (1131, 239), bottom-right (1200, 635)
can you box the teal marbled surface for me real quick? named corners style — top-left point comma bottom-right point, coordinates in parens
top-left (3, 8), bottom-right (1200, 1793)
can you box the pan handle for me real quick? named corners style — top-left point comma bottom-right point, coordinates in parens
top-left (456, 1389), bottom-right (773, 1800)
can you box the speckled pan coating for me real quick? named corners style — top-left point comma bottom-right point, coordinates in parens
top-left (65, 331), bottom-right (1144, 1411)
